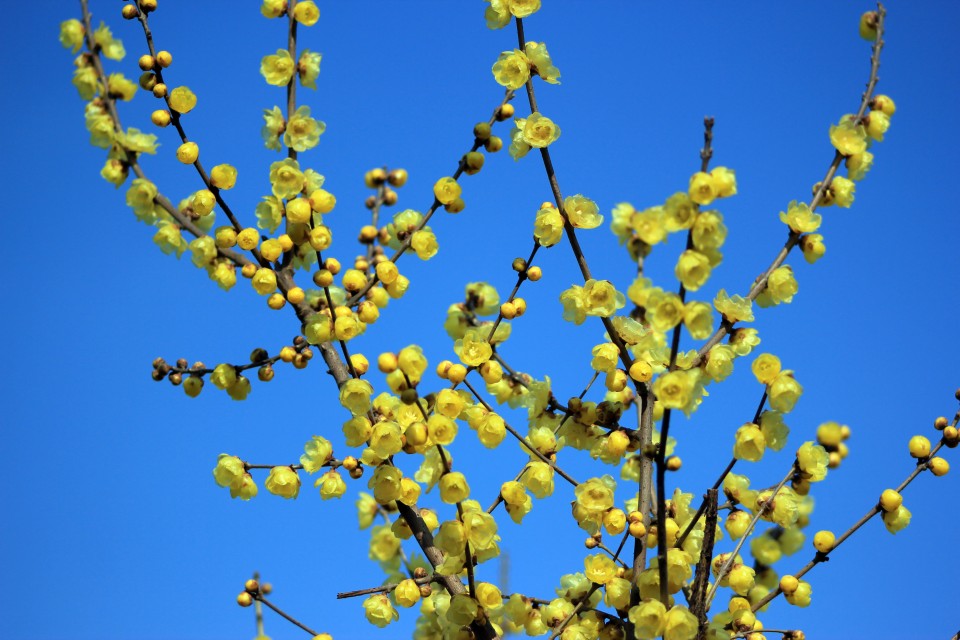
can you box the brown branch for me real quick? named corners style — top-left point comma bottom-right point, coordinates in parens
top-left (691, 489), bottom-right (718, 639)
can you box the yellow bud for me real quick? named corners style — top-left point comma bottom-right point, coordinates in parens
top-left (236, 228), bottom-right (259, 251)
top-left (527, 266), bottom-right (542, 281)
top-left (138, 54), bottom-right (155, 71)
top-left (496, 103), bottom-right (515, 121)
top-left (908, 435), bottom-right (931, 458)
top-left (156, 50), bottom-right (173, 68)
top-left (779, 576), bottom-right (800, 598)
top-left (447, 364), bottom-right (467, 384)
top-left (628, 360), bottom-right (653, 383)
top-left (152, 82), bottom-right (167, 98)
top-left (929, 457), bottom-right (949, 477)
top-left (176, 141), bottom-right (199, 164)
top-left (267, 293), bottom-right (286, 310)
top-left (377, 352), bottom-right (398, 373)
top-left (387, 169), bottom-right (408, 187)
top-left (150, 110), bottom-right (171, 127)
top-left (236, 592), bottom-right (253, 607)
top-left (879, 489), bottom-right (902, 512)
top-left (287, 287), bottom-right (305, 304)
top-left (813, 530), bottom-right (835, 553)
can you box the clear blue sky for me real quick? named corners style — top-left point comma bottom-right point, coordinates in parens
top-left (2, 2), bottom-right (958, 639)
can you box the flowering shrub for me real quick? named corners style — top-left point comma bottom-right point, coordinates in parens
top-left (61, 2), bottom-right (957, 639)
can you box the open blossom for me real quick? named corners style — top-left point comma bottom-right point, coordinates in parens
top-left (283, 105), bottom-right (325, 152)
top-left (524, 41), bottom-right (560, 83)
top-left (564, 195), bottom-right (603, 229)
top-left (492, 49), bottom-right (531, 89)
top-left (261, 49), bottom-right (296, 86)
top-left (522, 112), bottom-right (561, 148)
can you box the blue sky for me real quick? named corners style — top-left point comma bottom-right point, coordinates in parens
top-left (2, 2), bottom-right (959, 639)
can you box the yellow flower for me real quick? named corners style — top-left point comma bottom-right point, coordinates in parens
top-left (283, 105), bottom-right (325, 152)
top-left (261, 0), bottom-right (286, 18)
top-left (370, 465), bottom-right (403, 504)
top-left (767, 371), bottom-right (803, 413)
top-left (733, 423), bottom-right (766, 462)
top-left (784, 580), bottom-right (812, 608)
top-left (801, 233), bottom-right (826, 264)
top-left (265, 466), bottom-right (301, 499)
top-left (674, 250), bottom-right (712, 291)
top-left (751, 353), bottom-right (781, 385)
top-left (683, 301), bottom-right (713, 340)
top-left (299, 50), bottom-right (322, 89)
top-left (757, 265), bottom-right (798, 307)
top-left (628, 600), bottom-right (666, 640)
top-left (779, 200), bottom-right (821, 234)
top-left (653, 370), bottom-right (703, 416)
top-left (564, 194), bottom-right (603, 229)
top-left (729, 327), bottom-right (760, 357)
top-left (213, 454), bottom-right (245, 489)
top-left (210, 164), bottom-right (237, 190)
top-left (168, 86), bottom-right (197, 114)
top-left (94, 22), bottom-right (125, 61)
top-left (797, 441), bottom-right (829, 482)
top-left (829, 116), bottom-right (868, 156)
top-left (394, 579), bottom-right (421, 608)
top-left (476, 582), bottom-right (503, 611)
top-left (315, 470), bottom-right (346, 499)
top-left (100, 159), bottom-right (128, 187)
top-left (845, 150), bottom-right (874, 181)
top-left (524, 41), bottom-right (560, 84)
top-left (559, 285), bottom-right (587, 325)
top-left (251, 268), bottom-right (277, 295)
top-left (484, 0), bottom-right (511, 30)
top-left (107, 73), bottom-right (137, 101)
top-left (507, 0), bottom-right (541, 18)
top-left (300, 435), bottom-right (333, 473)
top-left (411, 229), bottom-right (438, 259)
top-left (662, 605), bottom-right (697, 640)
top-left (663, 193), bottom-right (698, 232)
top-left (688, 171), bottom-right (717, 206)
top-left (584, 554), bottom-right (617, 585)
top-left (448, 594), bottom-right (480, 626)
top-left (153, 221), bottom-right (187, 257)
top-left (261, 49), bottom-right (296, 86)
top-left (829, 176), bottom-right (855, 208)
top-left (582, 279), bottom-right (625, 317)
top-left (646, 289), bottom-right (684, 333)
top-left (439, 472), bottom-right (470, 503)
top-left (714, 289), bottom-right (754, 323)
top-left (691, 209), bottom-right (727, 251)
top-left (262, 106), bottom-right (285, 151)
top-left (477, 412), bottom-right (506, 448)
top-left (631, 206), bottom-right (667, 245)
top-left (492, 49), bottom-right (531, 90)
top-left (521, 112), bottom-right (561, 148)
top-left (339, 378), bottom-right (374, 416)
top-left (704, 344), bottom-right (735, 382)
top-left (362, 594), bottom-right (399, 628)
top-left (865, 111), bottom-right (890, 141)
top-left (521, 461), bottom-right (554, 498)
top-left (534, 203), bottom-right (565, 246)
top-left (455, 328), bottom-right (493, 367)
top-left (882, 504), bottom-right (911, 534)
top-left (269, 158), bottom-right (305, 200)
top-left (433, 176), bottom-right (461, 205)
top-left (463, 510), bottom-right (499, 550)
top-left (710, 166), bottom-right (737, 198)
top-left (59, 19), bottom-right (85, 53)
top-left (72, 64), bottom-right (98, 100)
top-left (293, 0), bottom-right (319, 26)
